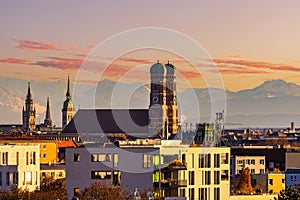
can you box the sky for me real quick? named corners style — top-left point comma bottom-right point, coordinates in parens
top-left (1, 1), bottom-right (300, 91)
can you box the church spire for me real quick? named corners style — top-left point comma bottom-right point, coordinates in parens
top-left (27, 82), bottom-right (32, 99)
top-left (66, 75), bottom-right (71, 98)
top-left (44, 97), bottom-right (52, 127)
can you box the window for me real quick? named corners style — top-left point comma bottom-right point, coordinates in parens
top-left (113, 154), bottom-right (119, 168)
top-left (43, 144), bottom-right (46, 149)
top-left (251, 169), bottom-right (255, 174)
top-left (74, 153), bottom-right (80, 162)
top-left (91, 171), bottom-right (111, 179)
top-left (26, 172), bottom-right (32, 185)
top-left (2, 152), bottom-right (8, 165)
top-left (6, 172), bottom-right (9, 186)
top-left (143, 154), bottom-right (151, 168)
top-left (282, 179), bottom-right (285, 184)
top-left (113, 171), bottom-right (121, 186)
top-left (189, 188), bottom-right (194, 200)
top-left (221, 153), bottom-right (229, 164)
top-left (199, 154), bottom-right (211, 168)
top-left (251, 159), bottom-right (255, 165)
top-left (214, 188), bottom-right (220, 200)
top-left (91, 154), bottom-right (112, 162)
top-left (180, 188), bottom-right (185, 197)
top-left (214, 171), bottom-right (220, 184)
top-left (205, 171), bottom-right (211, 185)
top-left (43, 153), bottom-right (46, 159)
top-left (189, 171), bottom-right (195, 185)
top-left (191, 154), bottom-right (194, 168)
top-left (29, 152), bottom-right (36, 165)
top-left (260, 159), bottom-right (264, 165)
top-left (260, 169), bottom-right (265, 174)
top-left (199, 188), bottom-right (209, 200)
top-left (269, 179), bottom-right (273, 185)
top-left (58, 172), bottom-right (63, 177)
top-left (214, 154), bottom-right (220, 168)
top-left (221, 170), bottom-right (229, 181)
top-left (238, 160), bottom-right (243, 165)
top-left (246, 159), bottom-right (250, 165)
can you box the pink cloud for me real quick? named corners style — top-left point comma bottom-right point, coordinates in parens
top-left (12, 39), bottom-right (66, 52)
top-left (0, 57), bottom-right (30, 65)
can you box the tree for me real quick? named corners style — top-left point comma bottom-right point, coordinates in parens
top-left (235, 167), bottom-right (253, 194)
top-left (79, 181), bottom-right (130, 200)
top-left (275, 185), bottom-right (300, 200)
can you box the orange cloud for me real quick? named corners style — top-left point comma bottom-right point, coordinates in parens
top-left (213, 58), bottom-right (300, 72)
top-left (12, 39), bottom-right (65, 52)
top-left (0, 57), bottom-right (30, 65)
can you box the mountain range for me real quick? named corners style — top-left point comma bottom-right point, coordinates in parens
top-left (1, 77), bottom-right (300, 128)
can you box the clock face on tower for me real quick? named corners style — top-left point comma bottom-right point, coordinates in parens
top-left (153, 96), bottom-right (159, 103)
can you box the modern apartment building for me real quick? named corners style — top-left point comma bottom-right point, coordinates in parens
top-left (184, 146), bottom-right (230, 200)
top-left (0, 145), bottom-right (40, 192)
top-left (65, 145), bottom-right (159, 199)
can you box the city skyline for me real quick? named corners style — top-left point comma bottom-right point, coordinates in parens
top-left (1, 1), bottom-right (300, 91)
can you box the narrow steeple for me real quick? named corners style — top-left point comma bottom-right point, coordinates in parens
top-left (27, 82), bottom-right (32, 99)
top-left (66, 75), bottom-right (71, 98)
top-left (44, 97), bottom-right (52, 127)
top-left (46, 97), bottom-right (51, 120)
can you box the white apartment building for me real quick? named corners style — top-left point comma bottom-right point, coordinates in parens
top-left (184, 146), bottom-right (230, 200)
top-left (0, 145), bottom-right (40, 192)
top-left (66, 145), bottom-right (159, 199)
top-left (231, 155), bottom-right (265, 177)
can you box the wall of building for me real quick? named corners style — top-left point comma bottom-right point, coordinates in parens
top-left (66, 146), bottom-right (159, 199)
top-left (0, 145), bottom-right (40, 192)
top-left (184, 147), bottom-right (230, 200)
top-left (231, 155), bottom-right (265, 176)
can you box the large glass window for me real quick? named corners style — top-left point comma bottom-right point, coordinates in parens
top-left (214, 171), bottom-right (220, 184)
top-left (143, 154), bottom-right (151, 168)
top-left (214, 154), bottom-right (220, 168)
top-left (91, 171), bottom-right (111, 179)
top-left (214, 188), bottom-right (220, 200)
top-left (189, 171), bottom-right (195, 185)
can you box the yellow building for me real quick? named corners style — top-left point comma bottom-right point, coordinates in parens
top-left (267, 173), bottom-right (285, 194)
top-left (252, 172), bottom-right (285, 194)
top-left (0, 135), bottom-right (58, 164)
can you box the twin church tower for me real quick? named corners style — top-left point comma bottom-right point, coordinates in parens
top-left (22, 76), bottom-right (75, 133)
top-left (149, 61), bottom-right (178, 138)
top-left (22, 61), bottom-right (179, 138)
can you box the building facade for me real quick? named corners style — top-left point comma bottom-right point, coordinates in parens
top-left (285, 168), bottom-right (300, 189)
top-left (66, 146), bottom-right (159, 199)
top-left (22, 82), bottom-right (36, 133)
top-left (184, 146), bottom-right (231, 200)
top-left (231, 155), bottom-right (266, 177)
top-left (0, 145), bottom-right (40, 192)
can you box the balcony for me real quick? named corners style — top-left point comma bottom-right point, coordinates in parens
top-left (154, 179), bottom-right (187, 188)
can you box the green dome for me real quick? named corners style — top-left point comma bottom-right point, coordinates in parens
top-left (150, 63), bottom-right (166, 74)
top-left (165, 62), bottom-right (175, 74)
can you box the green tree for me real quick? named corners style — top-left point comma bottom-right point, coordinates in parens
top-left (275, 185), bottom-right (300, 200)
top-left (79, 181), bottom-right (130, 200)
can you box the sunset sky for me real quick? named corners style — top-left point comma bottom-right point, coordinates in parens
top-left (1, 0), bottom-right (300, 91)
